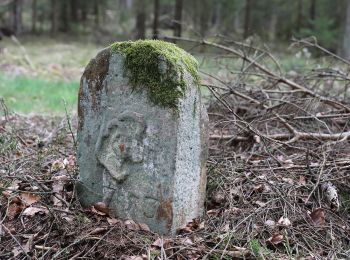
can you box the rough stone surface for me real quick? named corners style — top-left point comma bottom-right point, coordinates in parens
top-left (77, 42), bottom-right (208, 234)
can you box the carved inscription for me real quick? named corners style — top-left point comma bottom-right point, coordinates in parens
top-left (95, 111), bottom-right (160, 218)
top-left (96, 111), bottom-right (146, 182)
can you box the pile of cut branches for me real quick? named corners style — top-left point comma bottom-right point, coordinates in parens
top-left (195, 36), bottom-right (350, 259)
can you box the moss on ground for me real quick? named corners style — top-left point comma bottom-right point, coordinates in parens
top-left (111, 40), bottom-right (199, 110)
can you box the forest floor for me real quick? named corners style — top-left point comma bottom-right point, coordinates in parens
top-left (1, 36), bottom-right (350, 259)
top-left (1, 105), bottom-right (349, 259)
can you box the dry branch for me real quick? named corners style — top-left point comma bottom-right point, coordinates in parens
top-left (163, 36), bottom-right (350, 112)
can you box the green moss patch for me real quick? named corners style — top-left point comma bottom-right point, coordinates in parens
top-left (111, 40), bottom-right (199, 109)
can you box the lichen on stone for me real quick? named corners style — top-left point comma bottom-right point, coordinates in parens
top-left (110, 40), bottom-right (200, 109)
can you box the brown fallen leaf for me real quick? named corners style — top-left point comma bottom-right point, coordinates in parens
top-left (124, 219), bottom-right (140, 231)
top-left (23, 234), bottom-right (35, 253)
top-left (206, 209), bottom-right (221, 217)
top-left (22, 206), bottom-right (49, 217)
top-left (298, 176), bottom-right (307, 186)
top-left (6, 201), bottom-right (25, 220)
top-left (139, 223), bottom-right (150, 232)
top-left (282, 177), bottom-right (294, 185)
top-left (51, 159), bottom-right (66, 172)
top-left (89, 227), bottom-right (108, 235)
top-left (267, 234), bottom-right (284, 245)
top-left (264, 219), bottom-right (276, 228)
top-left (278, 216), bottom-right (291, 226)
top-left (212, 190), bottom-right (226, 204)
top-left (12, 247), bottom-right (22, 258)
top-left (253, 184), bottom-right (264, 193)
top-left (255, 200), bottom-right (267, 207)
top-left (107, 217), bottom-right (122, 225)
top-left (93, 202), bottom-right (110, 215)
top-left (310, 208), bottom-right (325, 226)
top-left (51, 175), bottom-right (69, 207)
top-left (152, 237), bottom-right (172, 249)
top-left (20, 192), bottom-right (40, 206)
top-left (2, 180), bottom-right (21, 197)
top-left (120, 256), bottom-right (145, 260)
top-left (181, 237), bottom-right (194, 246)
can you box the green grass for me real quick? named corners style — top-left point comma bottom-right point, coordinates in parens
top-left (0, 74), bottom-right (79, 114)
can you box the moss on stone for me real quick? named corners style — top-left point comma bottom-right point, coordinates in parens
top-left (111, 40), bottom-right (199, 110)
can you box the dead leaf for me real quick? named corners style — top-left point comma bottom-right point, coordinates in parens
top-left (2, 180), bottom-right (21, 196)
top-left (139, 223), bottom-right (150, 232)
top-left (89, 227), bottom-right (108, 235)
top-left (282, 178), bottom-right (294, 185)
top-left (152, 237), bottom-right (162, 247)
top-left (93, 202), bottom-right (110, 215)
top-left (264, 219), bottom-right (276, 228)
top-left (120, 256), bottom-right (144, 260)
top-left (22, 206), bottom-right (49, 217)
top-left (206, 209), bottom-right (221, 217)
top-left (6, 202), bottom-right (24, 219)
top-left (310, 208), bottom-right (325, 226)
top-left (124, 219), bottom-right (140, 231)
top-left (12, 247), bottom-right (22, 258)
top-left (181, 237), bottom-right (194, 246)
top-left (267, 234), bottom-right (284, 245)
top-left (219, 223), bottom-right (230, 232)
top-left (298, 176), bottom-right (307, 185)
top-left (52, 175), bottom-right (68, 207)
top-left (107, 217), bottom-right (122, 225)
top-left (212, 190), bottom-right (226, 204)
top-left (23, 234), bottom-right (34, 253)
top-left (62, 215), bottom-right (74, 223)
top-left (20, 192), bottom-right (40, 206)
top-left (278, 216), bottom-right (291, 226)
top-left (51, 159), bottom-right (65, 172)
top-left (253, 135), bottom-right (261, 143)
top-left (152, 237), bottom-right (172, 249)
top-left (254, 200), bottom-right (267, 207)
top-left (253, 184), bottom-right (264, 193)
top-left (321, 182), bottom-right (340, 210)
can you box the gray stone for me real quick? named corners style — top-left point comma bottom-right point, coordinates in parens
top-left (77, 42), bottom-right (208, 234)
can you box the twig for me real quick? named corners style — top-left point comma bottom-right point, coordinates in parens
top-left (305, 153), bottom-right (327, 204)
top-left (1, 223), bottom-right (32, 259)
top-left (163, 36), bottom-right (350, 112)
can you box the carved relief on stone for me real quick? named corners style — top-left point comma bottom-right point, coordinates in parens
top-left (95, 111), bottom-right (146, 182)
top-left (95, 111), bottom-right (146, 204)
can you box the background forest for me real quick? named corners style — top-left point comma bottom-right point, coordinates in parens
top-left (1, 0), bottom-right (350, 53)
top-left (1, 0), bottom-right (350, 113)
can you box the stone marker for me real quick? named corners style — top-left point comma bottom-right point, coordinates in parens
top-left (77, 40), bottom-right (208, 234)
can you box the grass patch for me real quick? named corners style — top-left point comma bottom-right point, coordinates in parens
top-left (0, 74), bottom-right (79, 114)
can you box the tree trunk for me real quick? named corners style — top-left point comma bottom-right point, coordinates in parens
top-left (12, 0), bottom-right (23, 35)
top-left (268, 13), bottom-right (277, 41)
top-left (244, 0), bottom-right (252, 39)
top-left (81, 2), bottom-right (87, 22)
top-left (152, 0), bottom-right (160, 39)
top-left (135, 0), bottom-right (146, 39)
top-left (94, 0), bottom-right (100, 26)
top-left (211, 1), bottom-right (221, 28)
top-left (70, 0), bottom-right (78, 22)
top-left (342, 0), bottom-right (350, 59)
top-left (173, 0), bottom-right (183, 37)
top-left (32, 0), bottom-right (37, 33)
top-left (296, 0), bottom-right (303, 33)
top-left (51, 0), bottom-right (59, 34)
top-left (310, 0), bottom-right (316, 21)
top-left (61, 0), bottom-right (70, 32)
top-left (199, 0), bottom-right (210, 37)
top-left (309, 0), bottom-right (316, 29)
